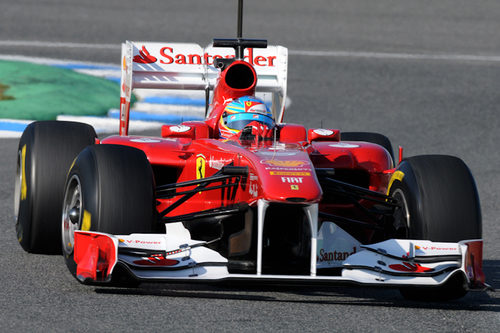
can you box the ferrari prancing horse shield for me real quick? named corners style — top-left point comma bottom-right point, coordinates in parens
top-left (196, 155), bottom-right (206, 179)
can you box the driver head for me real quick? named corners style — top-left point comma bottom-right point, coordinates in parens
top-left (219, 96), bottom-right (274, 140)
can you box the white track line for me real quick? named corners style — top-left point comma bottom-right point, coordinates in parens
top-left (2, 39), bottom-right (500, 63)
top-left (289, 49), bottom-right (500, 63)
top-left (0, 40), bottom-right (118, 50)
top-left (56, 115), bottom-right (163, 134)
top-left (0, 130), bottom-right (26, 138)
top-left (0, 54), bottom-right (117, 67)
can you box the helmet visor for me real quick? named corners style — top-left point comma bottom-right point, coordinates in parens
top-left (224, 112), bottom-right (275, 131)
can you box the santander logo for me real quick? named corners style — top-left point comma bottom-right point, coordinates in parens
top-left (133, 45), bottom-right (276, 67)
top-left (133, 46), bottom-right (158, 63)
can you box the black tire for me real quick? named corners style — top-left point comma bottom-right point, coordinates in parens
top-left (389, 155), bottom-right (481, 242)
top-left (15, 121), bottom-right (96, 254)
top-left (62, 144), bottom-right (156, 283)
top-left (341, 131), bottom-right (394, 162)
top-left (388, 155), bottom-right (481, 300)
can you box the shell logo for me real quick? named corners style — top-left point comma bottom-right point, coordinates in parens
top-left (263, 160), bottom-right (307, 167)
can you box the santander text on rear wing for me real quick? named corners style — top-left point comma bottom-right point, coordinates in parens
top-left (119, 41), bottom-right (288, 135)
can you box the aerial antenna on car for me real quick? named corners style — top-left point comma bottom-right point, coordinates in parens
top-left (233, 0), bottom-right (245, 59)
top-left (237, 0), bottom-right (243, 39)
top-left (213, 0), bottom-right (267, 61)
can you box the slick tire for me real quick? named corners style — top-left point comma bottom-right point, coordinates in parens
top-left (388, 155), bottom-right (482, 300)
top-left (341, 132), bottom-right (394, 162)
top-left (62, 144), bottom-right (156, 284)
top-left (15, 121), bottom-right (96, 254)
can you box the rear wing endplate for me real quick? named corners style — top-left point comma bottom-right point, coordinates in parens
top-left (119, 41), bottom-right (288, 135)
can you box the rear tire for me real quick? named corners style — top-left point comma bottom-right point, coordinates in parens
top-left (388, 155), bottom-right (481, 300)
top-left (62, 144), bottom-right (156, 283)
top-left (341, 131), bottom-right (394, 162)
top-left (15, 121), bottom-right (96, 254)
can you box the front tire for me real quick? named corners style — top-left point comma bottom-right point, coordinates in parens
top-left (15, 121), bottom-right (96, 254)
top-left (62, 144), bottom-right (156, 283)
top-left (388, 155), bottom-right (481, 300)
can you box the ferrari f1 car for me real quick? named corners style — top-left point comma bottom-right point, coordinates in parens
top-left (15, 2), bottom-right (488, 300)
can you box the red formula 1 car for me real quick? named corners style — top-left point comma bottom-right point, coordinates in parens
top-left (15, 4), bottom-right (487, 301)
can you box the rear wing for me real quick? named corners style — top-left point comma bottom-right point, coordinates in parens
top-left (119, 41), bottom-right (288, 135)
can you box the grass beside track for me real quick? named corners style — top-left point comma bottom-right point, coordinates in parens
top-left (0, 60), bottom-right (120, 120)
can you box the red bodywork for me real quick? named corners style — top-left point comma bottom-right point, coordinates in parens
top-left (101, 135), bottom-right (392, 217)
top-left (105, 59), bottom-right (394, 241)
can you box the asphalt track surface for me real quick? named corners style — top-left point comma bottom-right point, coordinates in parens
top-left (1, 1), bottom-right (499, 331)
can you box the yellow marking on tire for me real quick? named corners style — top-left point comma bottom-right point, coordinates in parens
top-left (21, 145), bottom-right (27, 201)
top-left (82, 210), bottom-right (91, 231)
top-left (387, 170), bottom-right (405, 195)
top-left (67, 157), bottom-right (77, 178)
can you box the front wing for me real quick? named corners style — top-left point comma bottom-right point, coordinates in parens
top-left (72, 226), bottom-right (486, 290)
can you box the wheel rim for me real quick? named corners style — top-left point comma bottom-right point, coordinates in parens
top-left (14, 150), bottom-right (22, 220)
top-left (392, 188), bottom-right (410, 237)
top-left (62, 175), bottom-right (82, 255)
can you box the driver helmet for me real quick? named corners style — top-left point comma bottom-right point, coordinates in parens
top-left (219, 96), bottom-right (274, 139)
